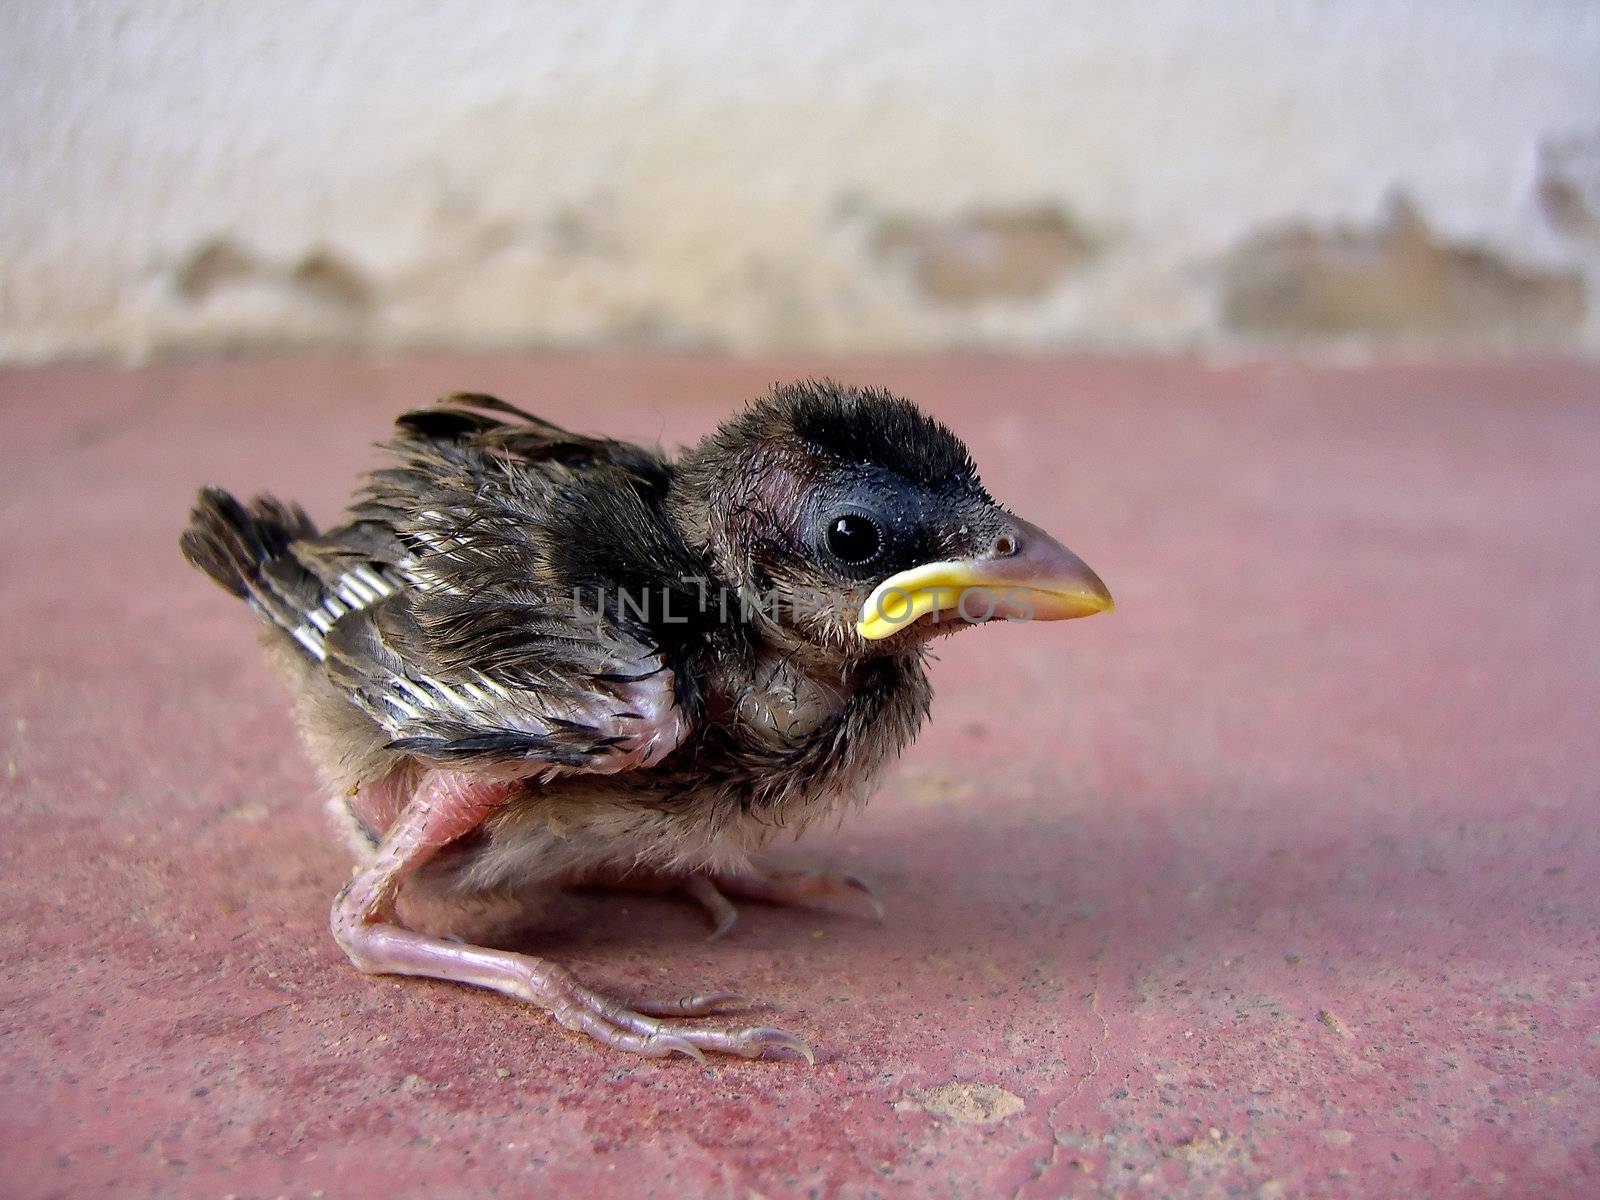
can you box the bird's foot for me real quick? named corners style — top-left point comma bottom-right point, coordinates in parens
top-left (336, 919), bottom-right (812, 1063)
top-left (330, 771), bottom-right (813, 1062)
top-left (542, 968), bottom-right (814, 1063)
top-left (683, 866), bottom-right (884, 940)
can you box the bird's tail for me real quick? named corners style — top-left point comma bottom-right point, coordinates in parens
top-left (181, 486), bottom-right (328, 652)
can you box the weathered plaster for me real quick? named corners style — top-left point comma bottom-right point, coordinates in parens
top-left (3, 2), bottom-right (1598, 360)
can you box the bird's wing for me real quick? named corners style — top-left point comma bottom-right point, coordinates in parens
top-left (319, 590), bottom-right (688, 773)
top-left (284, 394), bottom-right (692, 774)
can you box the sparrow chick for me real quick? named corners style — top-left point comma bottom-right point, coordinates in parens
top-left (181, 382), bottom-right (1111, 1062)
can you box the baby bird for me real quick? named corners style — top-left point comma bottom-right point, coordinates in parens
top-left (181, 382), bottom-right (1111, 1062)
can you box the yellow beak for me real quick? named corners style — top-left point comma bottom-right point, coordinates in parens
top-left (856, 516), bottom-right (1113, 640)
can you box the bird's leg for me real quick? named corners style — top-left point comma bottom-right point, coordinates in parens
top-left (592, 864), bottom-right (882, 940)
top-left (683, 875), bottom-right (740, 940)
top-left (706, 865), bottom-right (884, 928)
top-left (577, 870), bottom-right (740, 940)
top-left (331, 769), bottom-right (812, 1062)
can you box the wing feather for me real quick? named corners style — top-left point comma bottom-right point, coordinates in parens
top-left (304, 394), bottom-right (692, 774)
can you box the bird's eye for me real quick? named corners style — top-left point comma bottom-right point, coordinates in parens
top-left (826, 513), bottom-right (883, 565)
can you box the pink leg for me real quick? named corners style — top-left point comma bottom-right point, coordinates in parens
top-left (594, 864), bottom-right (883, 940)
top-left (684, 875), bottom-right (739, 940)
top-left (331, 769), bottom-right (813, 1062)
top-left (710, 866), bottom-right (884, 924)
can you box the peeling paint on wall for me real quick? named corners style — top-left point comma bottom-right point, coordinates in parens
top-left (174, 240), bottom-right (260, 304)
top-left (1221, 196), bottom-right (1587, 346)
top-left (3, 3), bottom-right (1599, 361)
top-left (873, 207), bottom-right (1097, 305)
top-left (174, 240), bottom-right (373, 312)
top-left (289, 251), bottom-right (373, 312)
top-left (1539, 132), bottom-right (1600, 244)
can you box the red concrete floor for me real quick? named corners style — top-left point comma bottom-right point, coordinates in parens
top-left (1, 355), bottom-right (1597, 1199)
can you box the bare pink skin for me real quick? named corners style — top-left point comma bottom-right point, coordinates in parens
top-left (330, 768), bottom-right (816, 1061)
top-left (346, 773), bottom-right (410, 841)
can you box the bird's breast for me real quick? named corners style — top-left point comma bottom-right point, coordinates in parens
top-left (718, 650), bottom-right (856, 751)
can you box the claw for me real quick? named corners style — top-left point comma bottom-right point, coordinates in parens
top-left (710, 867), bottom-right (885, 923)
top-left (842, 875), bottom-right (886, 921)
top-left (655, 1035), bottom-right (706, 1064)
top-left (746, 1028), bottom-right (816, 1065)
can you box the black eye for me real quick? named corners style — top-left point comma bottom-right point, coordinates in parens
top-left (826, 513), bottom-right (883, 565)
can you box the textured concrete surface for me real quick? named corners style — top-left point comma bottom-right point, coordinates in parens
top-left (6, 3), bottom-right (1600, 362)
top-left (1, 356), bottom-right (1598, 1198)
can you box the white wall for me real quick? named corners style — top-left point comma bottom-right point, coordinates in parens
top-left (3, 1), bottom-right (1598, 361)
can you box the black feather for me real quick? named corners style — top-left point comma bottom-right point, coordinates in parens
top-left (757, 380), bottom-right (980, 491)
top-left (180, 487), bottom-right (321, 630)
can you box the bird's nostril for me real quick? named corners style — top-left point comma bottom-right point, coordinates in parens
top-left (994, 533), bottom-right (1017, 557)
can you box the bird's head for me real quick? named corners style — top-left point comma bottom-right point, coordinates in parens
top-left (670, 381), bottom-right (1112, 661)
